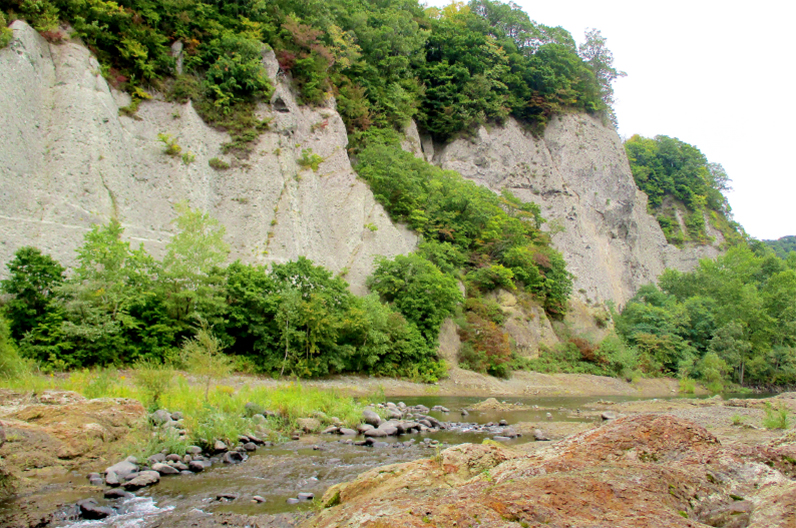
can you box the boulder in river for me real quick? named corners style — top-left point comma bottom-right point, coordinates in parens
top-left (362, 409), bottom-right (382, 427)
top-left (105, 460), bottom-right (137, 480)
top-left (152, 463), bottom-right (180, 475)
top-left (78, 499), bottom-right (113, 520)
top-left (122, 470), bottom-right (160, 491)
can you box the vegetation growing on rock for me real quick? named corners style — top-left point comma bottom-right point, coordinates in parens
top-left (615, 245), bottom-right (796, 390)
top-left (0, 207), bottom-right (443, 381)
top-left (2, 0), bottom-right (617, 144)
top-left (625, 134), bottom-right (744, 247)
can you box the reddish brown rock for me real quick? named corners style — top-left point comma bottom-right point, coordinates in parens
top-left (307, 415), bottom-right (796, 528)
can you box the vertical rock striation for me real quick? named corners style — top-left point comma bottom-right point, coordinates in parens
top-left (0, 22), bottom-right (415, 292)
top-left (430, 115), bottom-right (720, 305)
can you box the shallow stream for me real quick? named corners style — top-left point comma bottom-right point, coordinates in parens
top-left (35, 393), bottom-right (742, 527)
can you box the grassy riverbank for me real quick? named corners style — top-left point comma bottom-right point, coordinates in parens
top-left (1, 368), bottom-right (381, 455)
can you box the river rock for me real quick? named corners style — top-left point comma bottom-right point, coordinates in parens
top-left (339, 428), bottom-right (357, 436)
top-left (171, 411), bottom-right (184, 421)
top-left (214, 440), bottom-right (228, 452)
top-left (357, 423), bottom-right (374, 434)
top-left (499, 419), bottom-right (508, 426)
top-left (187, 446), bottom-right (202, 456)
top-left (533, 429), bottom-right (550, 441)
top-left (298, 492), bottom-right (314, 500)
top-left (387, 409), bottom-right (403, 420)
top-left (363, 428), bottom-right (388, 438)
top-left (147, 453), bottom-right (166, 465)
top-left (377, 424), bottom-right (398, 436)
top-left (322, 426), bottom-right (340, 434)
top-left (247, 433), bottom-right (265, 444)
top-left (106, 460), bottom-right (138, 480)
top-left (297, 418), bottom-right (321, 433)
top-left (165, 454), bottom-right (182, 462)
top-left (244, 402), bottom-right (268, 417)
top-left (362, 409), bottom-right (382, 427)
top-left (222, 451), bottom-right (245, 464)
top-left (216, 493), bottom-right (237, 501)
top-left (104, 470), bottom-right (120, 486)
top-left (286, 498), bottom-right (300, 504)
top-left (461, 409), bottom-right (469, 417)
top-left (251, 413), bottom-right (267, 424)
top-left (188, 461), bottom-right (205, 473)
top-left (104, 489), bottom-right (132, 500)
top-left (122, 470), bottom-right (160, 491)
top-left (601, 411), bottom-right (618, 421)
top-left (152, 462), bottom-right (180, 475)
top-left (150, 409), bottom-right (173, 426)
top-left (78, 499), bottom-right (113, 520)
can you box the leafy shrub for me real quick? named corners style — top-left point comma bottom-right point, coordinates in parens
top-left (368, 253), bottom-right (462, 343)
top-left (181, 326), bottom-right (233, 401)
top-left (466, 264), bottom-right (516, 292)
top-left (208, 157), bottom-right (230, 170)
top-left (763, 402), bottom-right (790, 430)
top-left (0, 314), bottom-right (32, 379)
top-left (678, 377), bottom-right (696, 394)
top-left (0, 12), bottom-right (13, 48)
top-left (158, 133), bottom-right (181, 156)
top-left (133, 359), bottom-right (174, 409)
top-left (297, 148), bottom-right (323, 172)
top-left (458, 312), bottom-right (512, 378)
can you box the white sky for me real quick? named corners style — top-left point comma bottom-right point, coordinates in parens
top-left (424, 0), bottom-right (796, 240)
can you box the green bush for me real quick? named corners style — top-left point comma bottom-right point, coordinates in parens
top-left (180, 326), bottom-right (233, 401)
top-left (466, 264), bottom-right (516, 292)
top-left (0, 314), bottom-right (32, 379)
top-left (132, 359), bottom-right (174, 409)
top-left (297, 148), bottom-right (323, 172)
top-left (158, 133), bottom-right (181, 156)
top-left (208, 157), bottom-right (230, 170)
top-left (0, 12), bottom-right (13, 49)
top-left (763, 402), bottom-right (789, 430)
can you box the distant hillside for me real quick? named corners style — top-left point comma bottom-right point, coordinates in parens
top-left (764, 236), bottom-right (796, 258)
top-left (624, 135), bottom-right (744, 248)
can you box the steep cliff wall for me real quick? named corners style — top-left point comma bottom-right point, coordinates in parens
top-left (0, 22), bottom-right (415, 293)
top-left (425, 116), bottom-right (720, 306)
top-left (0, 21), bottom-right (719, 310)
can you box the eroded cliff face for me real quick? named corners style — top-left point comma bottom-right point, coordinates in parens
top-left (0, 22), bottom-right (415, 293)
top-left (424, 116), bottom-right (720, 306)
top-left (1, 21), bottom-right (718, 309)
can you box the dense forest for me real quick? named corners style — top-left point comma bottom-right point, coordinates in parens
top-left (0, 0), bottom-right (591, 380)
top-left (0, 0), bottom-right (620, 146)
top-left (624, 135), bottom-right (744, 247)
top-left (764, 236), bottom-right (796, 259)
top-left (614, 245), bottom-right (796, 390)
top-left (4, 1), bottom-right (795, 392)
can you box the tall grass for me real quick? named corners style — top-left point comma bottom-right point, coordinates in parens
top-left (0, 368), bottom-right (374, 452)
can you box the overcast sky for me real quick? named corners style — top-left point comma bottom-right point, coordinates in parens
top-left (425, 0), bottom-right (795, 240)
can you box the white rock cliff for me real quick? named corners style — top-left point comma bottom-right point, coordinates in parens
top-left (0, 21), bottom-right (717, 308)
top-left (428, 116), bottom-right (720, 306)
top-left (0, 22), bottom-right (414, 293)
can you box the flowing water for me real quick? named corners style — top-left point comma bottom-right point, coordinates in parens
top-left (36, 393), bottom-right (751, 527)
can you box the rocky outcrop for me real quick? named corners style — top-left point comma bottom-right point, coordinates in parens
top-left (429, 117), bottom-right (721, 306)
top-left (0, 22), bottom-right (415, 293)
top-left (309, 414), bottom-right (796, 527)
